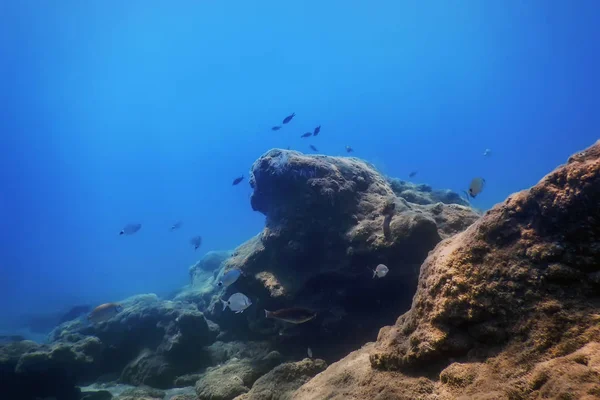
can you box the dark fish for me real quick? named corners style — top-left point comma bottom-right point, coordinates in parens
top-left (313, 125), bottom-right (321, 136)
top-left (265, 307), bottom-right (316, 324)
top-left (409, 171), bottom-right (418, 178)
top-left (345, 146), bottom-right (353, 153)
top-left (272, 126), bottom-right (282, 131)
top-left (309, 145), bottom-right (318, 152)
top-left (286, 146), bottom-right (291, 150)
top-left (301, 132), bottom-right (312, 138)
top-left (190, 236), bottom-right (202, 251)
top-left (170, 221), bottom-right (183, 231)
top-left (120, 223), bottom-right (141, 235)
top-left (282, 113), bottom-right (295, 124)
top-left (232, 175), bottom-right (244, 185)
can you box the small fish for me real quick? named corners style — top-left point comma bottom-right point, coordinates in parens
top-left (467, 177), bottom-right (486, 198)
top-left (264, 307), bottom-right (317, 324)
top-left (282, 113), bottom-right (296, 124)
top-left (232, 175), bottom-right (244, 185)
top-left (313, 126), bottom-right (321, 136)
top-left (170, 221), bottom-right (183, 231)
top-left (309, 145), bottom-right (318, 152)
top-left (301, 132), bottom-right (312, 138)
top-left (307, 347), bottom-right (313, 358)
top-left (120, 223), bottom-right (141, 235)
top-left (409, 170), bottom-right (418, 178)
top-left (218, 269), bottom-right (241, 287)
top-left (272, 126), bottom-right (282, 131)
top-left (222, 293), bottom-right (252, 313)
top-left (190, 236), bottom-right (202, 251)
top-left (88, 303), bottom-right (123, 324)
top-left (483, 148), bottom-right (492, 157)
top-left (345, 146), bottom-right (353, 153)
top-left (372, 264), bottom-right (389, 279)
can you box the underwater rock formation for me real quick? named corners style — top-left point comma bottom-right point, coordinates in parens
top-left (0, 338), bottom-right (102, 400)
top-left (175, 251), bottom-right (232, 308)
top-left (293, 141), bottom-right (600, 399)
top-left (195, 350), bottom-right (282, 400)
top-left (235, 358), bottom-right (327, 400)
top-left (49, 294), bottom-right (219, 390)
top-left (218, 149), bottom-right (478, 360)
top-left (387, 177), bottom-right (470, 206)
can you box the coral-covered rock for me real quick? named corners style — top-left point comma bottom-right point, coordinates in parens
top-left (48, 294), bottom-right (218, 389)
top-left (120, 350), bottom-right (176, 389)
top-left (0, 338), bottom-right (102, 400)
top-left (387, 178), bottom-right (469, 206)
top-left (195, 351), bottom-right (282, 400)
top-left (294, 140), bottom-right (600, 399)
top-left (217, 149), bottom-right (478, 360)
top-left (236, 358), bottom-right (327, 400)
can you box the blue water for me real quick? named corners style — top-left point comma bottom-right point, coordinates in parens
top-left (1, 1), bottom-right (598, 334)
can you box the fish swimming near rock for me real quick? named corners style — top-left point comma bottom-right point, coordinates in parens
top-left (190, 236), bottom-right (202, 251)
top-left (222, 293), bottom-right (252, 313)
top-left (345, 146), bottom-right (353, 153)
top-left (282, 113), bottom-right (295, 124)
top-left (307, 347), bottom-right (313, 358)
top-left (301, 132), bottom-right (312, 138)
top-left (170, 221), bottom-right (183, 231)
top-left (120, 223), bottom-right (141, 235)
top-left (372, 264), bottom-right (389, 278)
top-left (467, 177), bottom-right (486, 198)
top-left (88, 303), bottom-right (123, 324)
top-left (264, 307), bottom-right (317, 324)
top-left (409, 170), bottom-right (418, 178)
top-left (309, 145), bottom-right (318, 152)
top-left (313, 126), bottom-right (321, 136)
top-left (272, 126), bottom-right (282, 131)
top-left (218, 269), bottom-right (241, 287)
top-left (232, 175), bottom-right (244, 185)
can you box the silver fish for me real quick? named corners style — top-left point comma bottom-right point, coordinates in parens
top-left (218, 269), bottom-right (241, 287)
top-left (222, 293), bottom-right (252, 313)
top-left (372, 264), bottom-right (389, 278)
top-left (468, 177), bottom-right (486, 198)
top-left (307, 347), bottom-right (313, 358)
top-left (120, 223), bottom-right (141, 235)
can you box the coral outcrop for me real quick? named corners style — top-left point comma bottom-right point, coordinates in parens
top-left (218, 149), bottom-right (478, 360)
top-left (294, 141), bottom-right (600, 399)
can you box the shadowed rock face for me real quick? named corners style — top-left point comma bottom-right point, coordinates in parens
top-left (294, 141), bottom-right (600, 399)
top-left (216, 149), bottom-right (479, 361)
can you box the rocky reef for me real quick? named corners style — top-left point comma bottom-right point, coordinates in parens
top-left (6, 141), bottom-right (598, 400)
top-left (294, 141), bottom-right (600, 399)
top-left (218, 149), bottom-right (478, 360)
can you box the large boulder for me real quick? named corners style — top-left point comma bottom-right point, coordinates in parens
top-left (293, 141), bottom-right (600, 399)
top-left (195, 350), bottom-right (282, 400)
top-left (0, 338), bottom-right (102, 400)
top-left (235, 358), bottom-right (327, 400)
top-left (49, 294), bottom-right (219, 388)
top-left (214, 149), bottom-right (478, 360)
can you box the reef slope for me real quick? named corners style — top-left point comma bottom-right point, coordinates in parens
top-left (294, 142), bottom-right (600, 399)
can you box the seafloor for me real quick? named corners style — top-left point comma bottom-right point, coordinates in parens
top-left (2, 142), bottom-right (600, 400)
